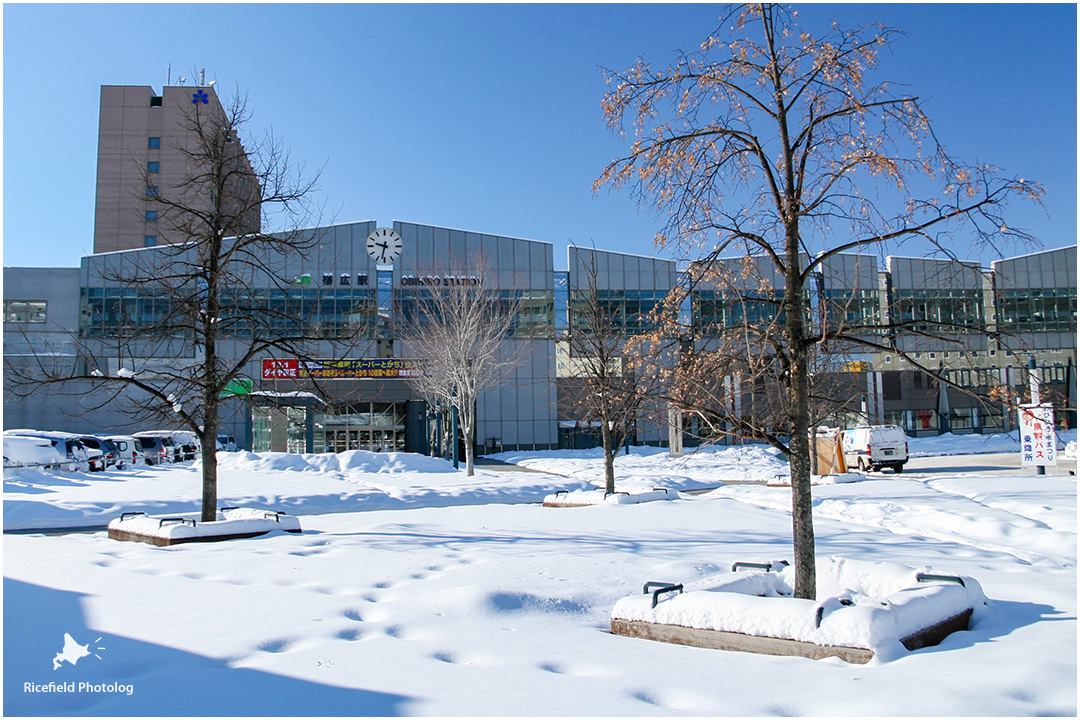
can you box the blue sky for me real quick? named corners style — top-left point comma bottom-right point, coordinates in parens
top-left (3, 3), bottom-right (1076, 269)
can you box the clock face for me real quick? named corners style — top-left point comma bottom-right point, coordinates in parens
top-left (366, 227), bottom-right (403, 265)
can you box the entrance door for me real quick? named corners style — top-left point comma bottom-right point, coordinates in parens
top-left (315, 403), bottom-right (406, 453)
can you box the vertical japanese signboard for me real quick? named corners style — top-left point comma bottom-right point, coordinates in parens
top-left (1018, 403), bottom-right (1057, 467)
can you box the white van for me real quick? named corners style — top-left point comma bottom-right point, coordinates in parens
top-left (841, 425), bottom-right (909, 473)
top-left (101, 435), bottom-right (141, 469)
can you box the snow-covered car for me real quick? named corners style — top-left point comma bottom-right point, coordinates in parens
top-left (3, 430), bottom-right (98, 472)
top-left (3, 435), bottom-right (68, 471)
top-left (101, 434), bottom-right (141, 469)
top-left (217, 434), bottom-right (238, 452)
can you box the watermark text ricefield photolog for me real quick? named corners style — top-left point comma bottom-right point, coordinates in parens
top-left (24, 681), bottom-right (134, 695)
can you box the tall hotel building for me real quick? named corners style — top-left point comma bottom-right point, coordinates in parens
top-left (92, 84), bottom-right (260, 254)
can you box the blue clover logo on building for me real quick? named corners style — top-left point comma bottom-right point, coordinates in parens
top-left (192, 90), bottom-right (209, 105)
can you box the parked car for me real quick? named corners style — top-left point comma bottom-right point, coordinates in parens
top-left (841, 425), bottom-right (909, 473)
top-left (3, 430), bottom-right (98, 472)
top-left (77, 436), bottom-right (120, 471)
top-left (136, 431), bottom-right (199, 462)
top-left (135, 435), bottom-right (172, 466)
top-left (217, 434), bottom-right (238, 452)
top-left (3, 435), bottom-right (68, 471)
top-left (101, 435), bottom-right (141, 469)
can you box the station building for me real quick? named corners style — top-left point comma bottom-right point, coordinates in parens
top-left (5, 235), bottom-right (1074, 451)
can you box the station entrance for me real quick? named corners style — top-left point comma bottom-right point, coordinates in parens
top-left (314, 402), bottom-right (406, 453)
top-left (251, 399), bottom-right (426, 454)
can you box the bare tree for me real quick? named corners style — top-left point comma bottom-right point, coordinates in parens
top-left (396, 265), bottom-right (524, 476)
top-left (597, 3), bottom-right (1041, 598)
top-left (630, 256), bottom-right (864, 461)
top-left (563, 251), bottom-right (650, 493)
top-left (7, 90), bottom-right (325, 522)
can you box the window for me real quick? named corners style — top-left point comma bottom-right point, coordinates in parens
top-left (148, 137), bottom-right (161, 149)
top-left (147, 161), bottom-right (159, 173)
top-left (4, 300), bottom-right (46, 323)
top-left (146, 186), bottom-right (159, 197)
top-left (884, 356), bottom-right (892, 363)
top-left (144, 236), bottom-right (157, 247)
top-left (150, 96), bottom-right (163, 107)
top-left (145, 210), bottom-right (158, 222)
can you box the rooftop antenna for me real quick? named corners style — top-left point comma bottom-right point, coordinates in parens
top-left (200, 68), bottom-right (205, 85)
top-left (167, 63), bottom-right (171, 85)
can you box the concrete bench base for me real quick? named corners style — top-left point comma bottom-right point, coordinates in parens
top-left (108, 527), bottom-right (301, 547)
top-left (611, 608), bottom-right (972, 664)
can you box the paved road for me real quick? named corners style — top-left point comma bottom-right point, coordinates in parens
top-left (899, 452), bottom-right (1076, 478)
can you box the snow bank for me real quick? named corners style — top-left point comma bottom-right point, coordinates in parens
top-left (612, 556), bottom-right (986, 656)
top-left (4, 449), bottom-right (589, 531)
top-left (212, 449), bottom-right (459, 474)
top-left (490, 443), bottom-right (789, 489)
top-left (908, 429), bottom-right (1077, 458)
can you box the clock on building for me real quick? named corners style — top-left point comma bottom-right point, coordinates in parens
top-left (366, 228), bottom-right (403, 265)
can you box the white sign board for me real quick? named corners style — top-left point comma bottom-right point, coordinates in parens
top-left (1018, 403), bottom-right (1057, 467)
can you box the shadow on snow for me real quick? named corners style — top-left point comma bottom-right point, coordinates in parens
top-left (3, 578), bottom-right (411, 717)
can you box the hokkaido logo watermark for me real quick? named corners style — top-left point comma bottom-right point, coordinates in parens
top-left (23, 632), bottom-right (134, 697)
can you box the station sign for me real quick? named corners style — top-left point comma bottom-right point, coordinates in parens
top-left (262, 358), bottom-right (422, 380)
top-left (1018, 403), bottom-right (1057, 467)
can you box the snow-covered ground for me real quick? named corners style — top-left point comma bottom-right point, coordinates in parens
top-left (3, 432), bottom-right (1076, 716)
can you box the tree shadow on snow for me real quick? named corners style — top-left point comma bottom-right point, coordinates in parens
top-left (3, 578), bottom-right (411, 717)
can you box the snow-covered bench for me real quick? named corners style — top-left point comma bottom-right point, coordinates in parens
top-left (611, 556), bottom-right (986, 663)
top-left (108, 507), bottom-right (301, 546)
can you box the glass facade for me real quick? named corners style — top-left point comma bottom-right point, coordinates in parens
top-left (252, 406), bottom-right (307, 453)
top-left (891, 288), bottom-right (984, 333)
top-left (80, 287), bottom-right (378, 339)
top-left (4, 300), bottom-right (47, 323)
top-left (692, 290), bottom-right (783, 331)
top-left (821, 288), bottom-right (881, 330)
top-left (553, 272), bottom-right (569, 337)
top-left (569, 289), bottom-right (666, 336)
top-left (997, 287), bottom-right (1077, 332)
top-left (312, 403), bottom-right (406, 453)
top-left (395, 287), bottom-right (555, 338)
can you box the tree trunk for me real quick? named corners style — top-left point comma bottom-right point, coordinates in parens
top-left (601, 423), bottom-right (616, 494)
top-left (785, 231), bottom-right (816, 600)
top-left (461, 405), bottom-right (475, 477)
top-left (464, 438), bottom-right (474, 477)
top-left (200, 398), bottom-right (219, 523)
top-left (200, 441), bottom-right (218, 523)
top-left (788, 352), bottom-right (816, 599)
